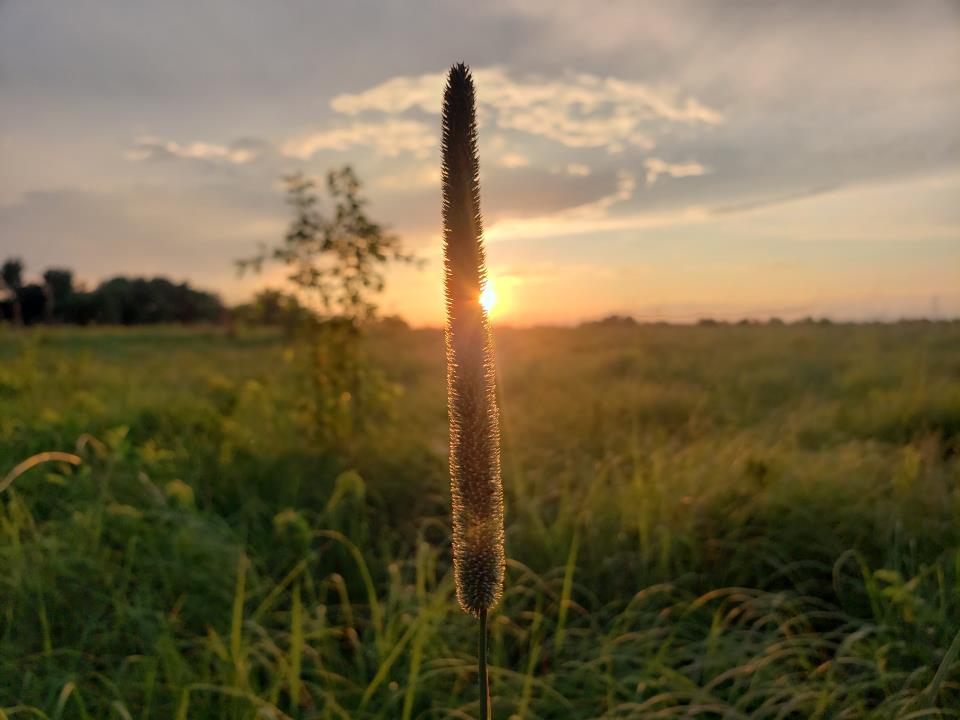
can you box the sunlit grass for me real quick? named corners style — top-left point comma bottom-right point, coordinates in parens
top-left (1, 322), bottom-right (958, 717)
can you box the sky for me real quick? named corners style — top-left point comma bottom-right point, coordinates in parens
top-left (1, 0), bottom-right (958, 325)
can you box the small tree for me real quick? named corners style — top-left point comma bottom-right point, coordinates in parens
top-left (239, 166), bottom-right (419, 446)
top-left (43, 268), bottom-right (73, 322)
top-left (2, 258), bottom-right (24, 325)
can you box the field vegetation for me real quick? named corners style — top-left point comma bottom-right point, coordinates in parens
top-left (1, 321), bottom-right (959, 718)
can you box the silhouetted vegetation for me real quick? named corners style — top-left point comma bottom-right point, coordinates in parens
top-left (232, 288), bottom-right (310, 333)
top-left (1, 258), bottom-right (24, 324)
top-left (237, 166), bottom-right (418, 323)
top-left (0, 258), bottom-right (223, 326)
top-left (237, 166), bottom-right (420, 447)
top-left (441, 63), bottom-right (504, 718)
top-left (582, 314), bottom-right (639, 328)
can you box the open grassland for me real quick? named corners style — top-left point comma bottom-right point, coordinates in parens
top-left (1, 322), bottom-right (959, 718)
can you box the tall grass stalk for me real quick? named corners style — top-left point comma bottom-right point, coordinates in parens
top-left (441, 62), bottom-right (505, 719)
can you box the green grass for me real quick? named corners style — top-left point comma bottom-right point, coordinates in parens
top-left (1, 321), bottom-right (959, 718)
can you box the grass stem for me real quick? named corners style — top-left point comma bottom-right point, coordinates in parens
top-left (479, 608), bottom-right (489, 720)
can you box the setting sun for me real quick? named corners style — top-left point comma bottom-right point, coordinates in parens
top-left (479, 284), bottom-right (498, 315)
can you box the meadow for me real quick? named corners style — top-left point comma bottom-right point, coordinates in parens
top-left (1, 321), bottom-right (959, 718)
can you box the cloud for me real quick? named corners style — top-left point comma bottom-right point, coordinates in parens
top-left (330, 66), bottom-right (722, 153)
top-left (709, 185), bottom-right (841, 216)
top-left (577, 170), bottom-right (636, 216)
top-left (470, 165), bottom-right (621, 224)
top-left (643, 158), bottom-right (710, 186)
top-left (497, 152), bottom-right (530, 168)
top-left (486, 204), bottom-right (710, 244)
top-left (127, 119), bottom-right (438, 174)
top-left (120, 65), bottom-right (717, 222)
top-left (486, 169), bottom-right (647, 240)
top-left (280, 119), bottom-right (435, 159)
top-left (126, 136), bottom-right (262, 165)
top-left (485, 171), bottom-right (960, 248)
top-left (374, 163), bottom-right (441, 191)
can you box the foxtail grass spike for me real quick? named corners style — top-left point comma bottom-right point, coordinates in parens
top-left (442, 62), bottom-right (505, 618)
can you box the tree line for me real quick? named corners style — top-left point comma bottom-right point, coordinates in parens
top-left (2, 166), bottom-right (416, 332)
top-left (0, 258), bottom-right (224, 326)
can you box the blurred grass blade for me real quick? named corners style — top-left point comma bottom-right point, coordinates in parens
top-left (1, 452), bottom-right (81, 495)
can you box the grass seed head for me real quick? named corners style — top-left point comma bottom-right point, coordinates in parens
top-left (441, 62), bottom-right (505, 616)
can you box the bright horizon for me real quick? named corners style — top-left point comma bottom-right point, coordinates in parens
top-left (2, 2), bottom-right (958, 326)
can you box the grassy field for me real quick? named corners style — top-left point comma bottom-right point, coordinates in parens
top-left (1, 322), bottom-right (959, 718)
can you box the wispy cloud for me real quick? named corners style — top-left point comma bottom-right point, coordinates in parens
top-left (497, 152), bottom-right (530, 168)
top-left (125, 136), bottom-right (261, 165)
top-left (374, 163), bottom-right (441, 191)
top-left (643, 158), bottom-right (710, 186)
top-left (132, 118), bottom-right (439, 172)
top-left (485, 170), bottom-right (668, 241)
top-left (486, 205), bottom-right (710, 243)
top-left (577, 170), bottom-right (636, 216)
top-left (709, 185), bottom-right (841, 215)
top-left (281, 119), bottom-right (435, 159)
top-left (331, 66), bottom-right (722, 154)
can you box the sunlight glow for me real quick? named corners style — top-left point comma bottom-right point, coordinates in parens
top-left (479, 284), bottom-right (498, 315)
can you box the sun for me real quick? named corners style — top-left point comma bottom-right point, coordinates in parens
top-left (479, 284), bottom-right (498, 315)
